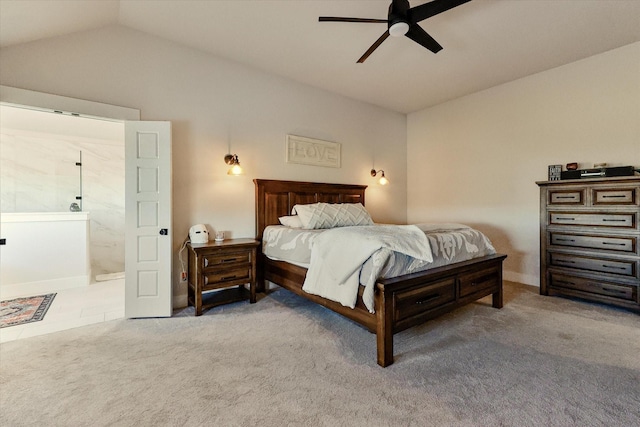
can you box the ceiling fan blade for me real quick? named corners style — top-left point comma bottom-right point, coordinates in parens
top-left (319, 17), bottom-right (387, 24)
top-left (408, 0), bottom-right (472, 23)
top-left (405, 23), bottom-right (443, 53)
top-left (357, 30), bottom-right (390, 63)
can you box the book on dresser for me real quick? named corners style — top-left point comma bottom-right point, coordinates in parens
top-left (536, 176), bottom-right (640, 312)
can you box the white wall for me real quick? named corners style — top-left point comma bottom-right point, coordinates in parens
top-left (0, 25), bottom-right (407, 305)
top-left (407, 42), bottom-right (640, 286)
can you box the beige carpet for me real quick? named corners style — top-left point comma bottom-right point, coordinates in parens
top-left (1, 282), bottom-right (638, 426)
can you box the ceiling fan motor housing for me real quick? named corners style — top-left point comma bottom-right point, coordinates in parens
top-left (388, 0), bottom-right (410, 36)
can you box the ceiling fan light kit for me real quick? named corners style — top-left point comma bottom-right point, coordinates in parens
top-left (319, 0), bottom-right (472, 62)
top-left (389, 22), bottom-right (409, 37)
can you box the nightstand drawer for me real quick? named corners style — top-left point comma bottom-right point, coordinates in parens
top-left (203, 250), bottom-right (252, 268)
top-left (203, 266), bottom-right (251, 286)
top-left (458, 266), bottom-right (500, 298)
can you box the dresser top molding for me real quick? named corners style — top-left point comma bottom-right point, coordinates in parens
top-left (536, 175), bottom-right (640, 187)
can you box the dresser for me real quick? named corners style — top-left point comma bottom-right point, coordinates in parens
top-left (187, 238), bottom-right (260, 316)
top-left (537, 176), bottom-right (640, 312)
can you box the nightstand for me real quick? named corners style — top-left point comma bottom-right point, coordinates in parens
top-left (187, 238), bottom-right (260, 316)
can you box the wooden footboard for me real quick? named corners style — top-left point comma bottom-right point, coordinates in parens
top-left (262, 252), bottom-right (506, 367)
top-left (374, 253), bottom-right (506, 366)
top-left (254, 179), bottom-right (507, 367)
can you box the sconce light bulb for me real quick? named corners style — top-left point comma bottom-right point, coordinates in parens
top-left (379, 175), bottom-right (389, 186)
top-left (228, 164), bottom-right (244, 176)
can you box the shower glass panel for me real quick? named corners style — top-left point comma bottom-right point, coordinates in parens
top-left (0, 130), bottom-right (83, 213)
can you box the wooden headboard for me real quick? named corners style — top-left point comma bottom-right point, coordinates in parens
top-left (254, 179), bottom-right (367, 240)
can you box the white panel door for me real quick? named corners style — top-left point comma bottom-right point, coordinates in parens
top-left (124, 121), bottom-right (172, 318)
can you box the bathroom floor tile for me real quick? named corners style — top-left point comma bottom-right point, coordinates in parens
top-left (0, 279), bottom-right (124, 343)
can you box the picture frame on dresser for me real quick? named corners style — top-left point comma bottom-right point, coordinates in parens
top-left (536, 176), bottom-right (640, 313)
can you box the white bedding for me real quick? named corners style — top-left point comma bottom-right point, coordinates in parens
top-left (262, 223), bottom-right (496, 313)
top-left (302, 225), bottom-right (433, 313)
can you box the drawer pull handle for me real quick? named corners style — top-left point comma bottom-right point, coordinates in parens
top-left (556, 196), bottom-right (577, 199)
top-left (555, 280), bottom-right (575, 286)
top-left (602, 264), bottom-right (626, 270)
top-left (556, 238), bottom-right (575, 242)
top-left (557, 217), bottom-right (575, 221)
top-left (602, 195), bottom-right (626, 198)
top-left (602, 242), bottom-right (626, 246)
top-left (222, 275), bottom-right (237, 280)
top-left (601, 287), bottom-right (626, 294)
top-left (222, 258), bottom-right (239, 263)
top-left (602, 219), bottom-right (626, 222)
top-left (416, 294), bottom-right (439, 305)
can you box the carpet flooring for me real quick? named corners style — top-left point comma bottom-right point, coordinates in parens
top-left (0, 282), bottom-right (638, 426)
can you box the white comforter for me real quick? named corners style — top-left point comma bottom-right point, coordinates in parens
top-left (302, 225), bottom-right (433, 313)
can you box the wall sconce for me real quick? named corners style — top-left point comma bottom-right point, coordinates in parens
top-left (371, 169), bottom-right (389, 185)
top-left (224, 154), bottom-right (244, 176)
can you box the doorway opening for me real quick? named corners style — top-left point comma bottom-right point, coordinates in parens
top-left (0, 88), bottom-right (136, 342)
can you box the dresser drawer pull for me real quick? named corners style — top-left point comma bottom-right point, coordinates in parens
top-left (601, 195), bottom-right (626, 199)
top-left (602, 242), bottom-right (626, 246)
top-left (602, 219), bottom-right (626, 222)
top-left (602, 264), bottom-right (626, 270)
top-left (416, 294), bottom-right (440, 305)
top-left (601, 287), bottom-right (627, 294)
top-left (222, 258), bottom-right (240, 263)
top-left (221, 275), bottom-right (237, 280)
top-left (556, 217), bottom-right (575, 221)
top-left (556, 238), bottom-right (576, 242)
top-left (556, 196), bottom-right (577, 199)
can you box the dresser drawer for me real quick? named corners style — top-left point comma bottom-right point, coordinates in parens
top-left (593, 187), bottom-right (637, 206)
top-left (458, 266), bottom-right (500, 298)
top-left (549, 212), bottom-right (636, 229)
top-left (203, 265), bottom-right (251, 287)
top-left (550, 253), bottom-right (637, 278)
top-left (203, 250), bottom-right (252, 269)
top-left (550, 232), bottom-right (637, 254)
top-left (550, 273), bottom-right (637, 302)
top-left (394, 278), bottom-right (455, 322)
top-left (548, 189), bottom-right (585, 205)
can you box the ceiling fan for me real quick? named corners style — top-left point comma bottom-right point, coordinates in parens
top-left (319, 0), bottom-right (471, 63)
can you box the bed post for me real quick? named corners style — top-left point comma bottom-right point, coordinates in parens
top-left (375, 283), bottom-right (394, 367)
top-left (492, 263), bottom-right (504, 309)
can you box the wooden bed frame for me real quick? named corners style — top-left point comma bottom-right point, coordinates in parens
top-left (255, 179), bottom-right (507, 367)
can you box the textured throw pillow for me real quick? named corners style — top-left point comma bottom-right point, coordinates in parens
top-left (278, 215), bottom-right (303, 228)
top-left (291, 203), bottom-right (373, 229)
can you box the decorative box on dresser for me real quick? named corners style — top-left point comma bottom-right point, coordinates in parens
top-left (187, 238), bottom-right (260, 316)
top-left (537, 176), bottom-right (640, 312)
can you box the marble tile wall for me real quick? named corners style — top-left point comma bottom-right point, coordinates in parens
top-left (1, 131), bottom-right (125, 279)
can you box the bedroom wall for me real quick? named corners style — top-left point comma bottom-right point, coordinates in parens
top-left (0, 25), bottom-right (407, 306)
top-left (407, 42), bottom-right (640, 286)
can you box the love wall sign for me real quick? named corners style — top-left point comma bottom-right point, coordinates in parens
top-left (285, 135), bottom-right (341, 168)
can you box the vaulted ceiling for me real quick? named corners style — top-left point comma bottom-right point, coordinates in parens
top-left (1, 0), bottom-right (639, 113)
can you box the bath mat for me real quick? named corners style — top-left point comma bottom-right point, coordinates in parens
top-left (0, 294), bottom-right (56, 328)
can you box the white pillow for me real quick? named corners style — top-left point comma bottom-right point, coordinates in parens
top-left (291, 203), bottom-right (373, 229)
top-left (278, 215), bottom-right (303, 228)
